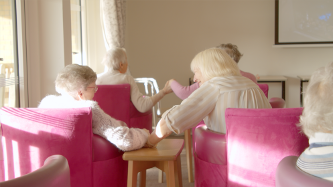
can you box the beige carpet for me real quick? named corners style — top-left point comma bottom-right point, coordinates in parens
top-left (136, 147), bottom-right (195, 187)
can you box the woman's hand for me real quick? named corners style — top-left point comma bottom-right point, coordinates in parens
top-left (168, 79), bottom-right (175, 87)
top-left (162, 80), bottom-right (173, 95)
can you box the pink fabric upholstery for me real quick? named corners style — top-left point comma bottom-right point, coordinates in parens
top-left (225, 108), bottom-right (309, 187)
top-left (0, 155), bottom-right (71, 187)
top-left (0, 107), bottom-right (127, 187)
top-left (93, 84), bottom-right (153, 132)
top-left (193, 108), bottom-right (309, 187)
top-left (194, 125), bottom-right (227, 187)
top-left (276, 156), bottom-right (333, 187)
top-left (257, 83), bottom-right (285, 108)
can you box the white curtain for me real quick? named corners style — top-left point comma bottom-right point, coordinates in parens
top-left (100, 0), bottom-right (126, 49)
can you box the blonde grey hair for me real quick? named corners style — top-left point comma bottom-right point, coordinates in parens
top-left (55, 64), bottom-right (97, 97)
top-left (190, 48), bottom-right (241, 81)
top-left (299, 62), bottom-right (333, 137)
top-left (216, 43), bottom-right (243, 63)
top-left (101, 47), bottom-right (127, 70)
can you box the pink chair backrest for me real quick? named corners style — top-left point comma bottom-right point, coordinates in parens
top-left (225, 108), bottom-right (309, 187)
top-left (257, 83), bottom-right (269, 98)
top-left (0, 107), bottom-right (92, 187)
top-left (93, 84), bottom-right (131, 126)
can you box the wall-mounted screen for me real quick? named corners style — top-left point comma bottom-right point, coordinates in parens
top-left (275, 0), bottom-right (333, 45)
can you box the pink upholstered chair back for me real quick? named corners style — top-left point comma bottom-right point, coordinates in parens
top-left (0, 107), bottom-right (92, 187)
top-left (93, 84), bottom-right (131, 126)
top-left (257, 83), bottom-right (269, 98)
top-left (94, 84), bottom-right (152, 132)
top-left (0, 155), bottom-right (71, 187)
top-left (276, 156), bottom-right (333, 187)
top-left (225, 108), bottom-right (309, 187)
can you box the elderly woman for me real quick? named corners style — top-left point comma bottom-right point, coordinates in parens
top-left (296, 62), bottom-right (333, 181)
top-left (97, 48), bottom-right (172, 113)
top-left (146, 48), bottom-right (271, 147)
top-left (38, 64), bottom-right (149, 151)
top-left (169, 43), bottom-right (257, 100)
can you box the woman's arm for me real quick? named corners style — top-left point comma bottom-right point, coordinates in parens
top-left (170, 79), bottom-right (200, 100)
top-left (148, 82), bottom-right (219, 146)
top-left (128, 76), bottom-right (172, 113)
top-left (91, 103), bottom-right (149, 151)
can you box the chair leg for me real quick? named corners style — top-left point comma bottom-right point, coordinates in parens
top-left (184, 129), bottom-right (194, 183)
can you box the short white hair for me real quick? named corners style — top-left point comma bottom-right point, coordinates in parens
top-left (55, 64), bottom-right (97, 97)
top-left (190, 48), bottom-right (241, 81)
top-left (101, 47), bottom-right (127, 70)
top-left (299, 62), bottom-right (333, 137)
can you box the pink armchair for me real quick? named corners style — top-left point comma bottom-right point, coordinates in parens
top-left (0, 107), bottom-right (127, 187)
top-left (193, 108), bottom-right (309, 187)
top-left (276, 156), bottom-right (333, 187)
top-left (0, 155), bottom-right (70, 187)
top-left (93, 84), bottom-right (153, 132)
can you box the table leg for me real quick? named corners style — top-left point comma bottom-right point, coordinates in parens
top-left (282, 81), bottom-right (285, 100)
top-left (127, 161), bottom-right (138, 187)
top-left (139, 170), bottom-right (146, 187)
top-left (175, 156), bottom-right (183, 187)
top-left (165, 160), bottom-right (176, 187)
top-left (184, 129), bottom-right (194, 183)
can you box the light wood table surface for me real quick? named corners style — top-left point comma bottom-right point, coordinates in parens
top-left (123, 139), bottom-right (185, 187)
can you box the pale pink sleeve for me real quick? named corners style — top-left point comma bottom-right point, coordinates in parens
top-left (170, 81), bottom-right (200, 100)
top-left (240, 70), bottom-right (257, 83)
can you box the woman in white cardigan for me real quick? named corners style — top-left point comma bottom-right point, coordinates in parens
top-left (96, 48), bottom-right (172, 113)
top-left (39, 64), bottom-right (149, 151)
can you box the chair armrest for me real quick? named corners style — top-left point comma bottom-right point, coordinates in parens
top-left (92, 134), bottom-right (124, 162)
top-left (0, 155), bottom-right (70, 187)
top-left (276, 156), bottom-right (333, 187)
top-left (194, 125), bottom-right (226, 165)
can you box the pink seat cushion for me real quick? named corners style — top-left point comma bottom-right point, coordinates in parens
top-left (270, 97), bottom-right (285, 108)
top-left (225, 108), bottom-right (309, 187)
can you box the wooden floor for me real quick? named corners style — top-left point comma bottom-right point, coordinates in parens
top-left (136, 148), bottom-right (195, 187)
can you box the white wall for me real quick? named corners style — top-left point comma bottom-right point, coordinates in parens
top-left (25, 0), bottom-right (72, 107)
top-left (122, 0), bottom-right (333, 111)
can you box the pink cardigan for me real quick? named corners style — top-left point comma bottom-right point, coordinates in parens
top-left (171, 70), bottom-right (257, 100)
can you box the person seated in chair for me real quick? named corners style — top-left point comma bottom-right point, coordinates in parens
top-left (39, 64), bottom-right (149, 151)
top-left (169, 43), bottom-right (257, 100)
top-left (97, 47), bottom-right (172, 113)
top-left (146, 48), bottom-right (271, 147)
top-left (297, 62), bottom-right (333, 181)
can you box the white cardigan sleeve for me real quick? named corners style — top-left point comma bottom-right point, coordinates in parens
top-left (127, 75), bottom-right (154, 113)
top-left (91, 102), bottom-right (148, 151)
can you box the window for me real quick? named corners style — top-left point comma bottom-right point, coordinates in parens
top-left (0, 0), bottom-right (19, 107)
top-left (71, 0), bottom-right (83, 65)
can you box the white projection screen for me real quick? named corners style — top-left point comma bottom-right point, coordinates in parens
top-left (275, 0), bottom-right (333, 44)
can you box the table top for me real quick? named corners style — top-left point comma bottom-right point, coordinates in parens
top-left (257, 75), bottom-right (287, 82)
top-left (123, 139), bottom-right (184, 161)
top-left (297, 75), bottom-right (311, 81)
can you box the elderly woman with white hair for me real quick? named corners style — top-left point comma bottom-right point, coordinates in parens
top-left (97, 48), bottom-right (172, 113)
top-left (297, 62), bottom-right (333, 181)
top-left (38, 64), bottom-right (149, 151)
top-left (146, 48), bottom-right (271, 147)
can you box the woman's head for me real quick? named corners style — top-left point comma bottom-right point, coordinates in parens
top-left (299, 62), bottom-right (333, 137)
top-left (55, 64), bottom-right (97, 100)
top-left (101, 47), bottom-right (128, 73)
top-left (190, 48), bottom-right (241, 85)
top-left (216, 43), bottom-right (243, 63)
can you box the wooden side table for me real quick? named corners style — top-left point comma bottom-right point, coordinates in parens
top-left (257, 76), bottom-right (288, 100)
top-left (123, 139), bottom-right (185, 187)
